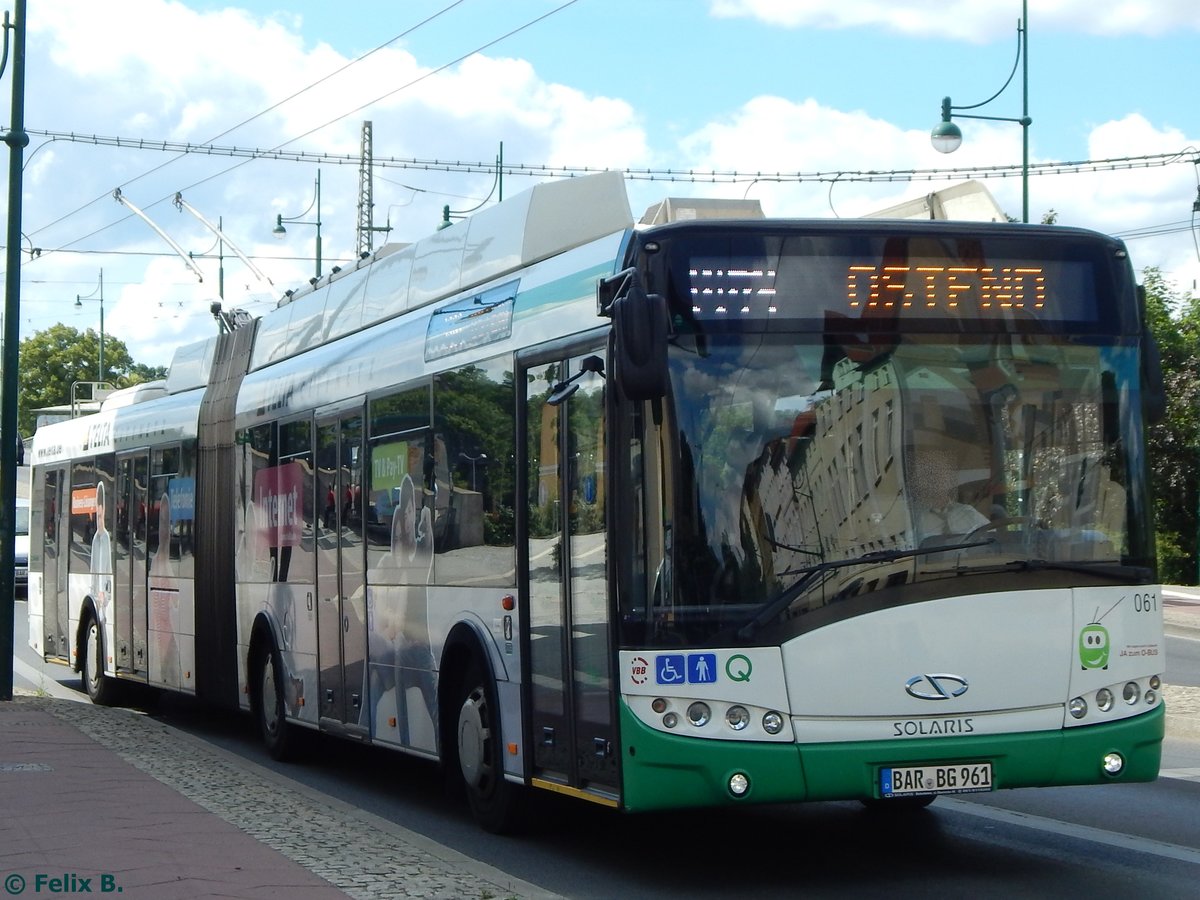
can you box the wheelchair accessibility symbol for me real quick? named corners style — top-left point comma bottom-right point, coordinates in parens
top-left (656, 654), bottom-right (686, 685)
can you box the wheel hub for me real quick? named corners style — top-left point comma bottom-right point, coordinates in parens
top-left (458, 691), bottom-right (486, 788)
top-left (260, 655), bottom-right (279, 735)
top-left (86, 624), bottom-right (101, 691)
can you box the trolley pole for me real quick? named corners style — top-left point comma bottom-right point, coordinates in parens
top-left (1, 0), bottom-right (28, 702)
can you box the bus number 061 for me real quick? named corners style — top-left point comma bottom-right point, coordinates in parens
top-left (1133, 593), bottom-right (1158, 613)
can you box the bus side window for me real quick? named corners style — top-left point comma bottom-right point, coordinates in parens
top-left (432, 356), bottom-right (516, 587)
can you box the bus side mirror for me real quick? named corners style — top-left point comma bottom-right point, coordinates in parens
top-left (1137, 285), bottom-right (1167, 425)
top-left (602, 269), bottom-right (668, 402)
top-left (1141, 331), bottom-right (1166, 425)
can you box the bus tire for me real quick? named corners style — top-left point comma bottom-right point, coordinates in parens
top-left (81, 613), bottom-right (118, 706)
top-left (251, 639), bottom-right (293, 761)
top-left (455, 658), bottom-right (523, 833)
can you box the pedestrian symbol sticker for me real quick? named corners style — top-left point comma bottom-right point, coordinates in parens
top-left (688, 653), bottom-right (717, 684)
top-left (656, 654), bottom-right (686, 684)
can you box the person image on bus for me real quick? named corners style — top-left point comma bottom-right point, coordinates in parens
top-left (373, 472), bottom-right (437, 748)
top-left (149, 491), bottom-right (182, 687)
top-left (909, 448), bottom-right (988, 544)
top-left (90, 481), bottom-right (113, 624)
top-left (324, 485), bottom-right (336, 530)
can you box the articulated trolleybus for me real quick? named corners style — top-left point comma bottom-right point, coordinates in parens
top-left (28, 171), bottom-right (1166, 830)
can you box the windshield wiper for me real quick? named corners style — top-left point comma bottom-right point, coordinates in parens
top-left (964, 559), bottom-right (1154, 582)
top-left (736, 539), bottom-right (993, 640)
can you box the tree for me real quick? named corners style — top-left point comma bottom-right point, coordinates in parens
top-left (1142, 267), bottom-right (1200, 585)
top-left (16, 324), bottom-right (167, 435)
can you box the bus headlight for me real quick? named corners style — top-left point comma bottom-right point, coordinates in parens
top-left (762, 711), bottom-right (785, 735)
top-left (1095, 688), bottom-right (1114, 712)
top-left (728, 772), bottom-right (750, 796)
top-left (726, 705), bottom-right (750, 731)
top-left (1102, 752), bottom-right (1124, 776)
top-left (1123, 682), bottom-right (1140, 705)
top-left (687, 702), bottom-right (711, 727)
top-left (1149, 674), bottom-right (1161, 691)
top-left (1068, 697), bottom-right (1088, 719)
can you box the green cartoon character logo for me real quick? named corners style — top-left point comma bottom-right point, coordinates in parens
top-left (1079, 623), bottom-right (1110, 670)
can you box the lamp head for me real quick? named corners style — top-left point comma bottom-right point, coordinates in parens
top-left (272, 214), bottom-right (287, 238)
top-left (931, 119), bottom-right (963, 154)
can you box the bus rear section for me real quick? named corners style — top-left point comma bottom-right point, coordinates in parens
top-left (604, 218), bottom-right (1165, 811)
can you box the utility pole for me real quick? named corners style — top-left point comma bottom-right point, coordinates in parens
top-left (357, 120), bottom-right (374, 257)
top-left (1, 0), bottom-right (28, 702)
top-left (355, 120), bottom-right (390, 256)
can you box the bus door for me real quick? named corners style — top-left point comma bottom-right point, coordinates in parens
top-left (522, 349), bottom-right (617, 795)
top-left (114, 453), bottom-right (149, 676)
top-left (41, 467), bottom-right (69, 661)
top-left (315, 407), bottom-right (369, 733)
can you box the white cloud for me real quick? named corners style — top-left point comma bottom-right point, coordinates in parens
top-left (709, 0), bottom-right (1200, 39)
top-left (671, 94), bottom-right (1029, 218)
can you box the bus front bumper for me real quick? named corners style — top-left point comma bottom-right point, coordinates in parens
top-left (618, 701), bottom-right (1164, 812)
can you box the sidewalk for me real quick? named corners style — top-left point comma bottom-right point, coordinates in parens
top-left (0, 696), bottom-right (558, 900)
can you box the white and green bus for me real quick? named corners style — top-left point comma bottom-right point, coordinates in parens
top-left (27, 171), bottom-right (1166, 831)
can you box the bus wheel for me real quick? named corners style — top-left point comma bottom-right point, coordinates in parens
top-left (81, 615), bottom-right (117, 706)
top-left (252, 641), bottom-right (293, 761)
top-left (456, 660), bottom-right (522, 833)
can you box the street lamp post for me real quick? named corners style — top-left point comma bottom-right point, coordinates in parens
top-left (273, 169), bottom-right (322, 279)
top-left (459, 452), bottom-right (488, 491)
top-left (931, 0), bottom-right (1031, 223)
top-left (75, 268), bottom-right (104, 381)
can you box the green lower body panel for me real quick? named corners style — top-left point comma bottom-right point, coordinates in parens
top-left (619, 701), bottom-right (1164, 812)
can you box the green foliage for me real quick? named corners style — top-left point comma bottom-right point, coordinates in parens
top-left (1142, 267), bottom-right (1200, 584)
top-left (16, 324), bottom-right (166, 435)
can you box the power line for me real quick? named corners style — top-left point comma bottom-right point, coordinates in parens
top-left (24, 0), bottom-right (583, 258)
top-left (1113, 220), bottom-right (1199, 240)
top-left (18, 0), bottom-right (473, 245)
top-left (26, 128), bottom-right (1200, 185)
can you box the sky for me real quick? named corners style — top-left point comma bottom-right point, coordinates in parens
top-left (2, 0), bottom-right (1199, 370)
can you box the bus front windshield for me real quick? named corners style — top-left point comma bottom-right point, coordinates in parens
top-left (643, 331), bottom-right (1149, 647)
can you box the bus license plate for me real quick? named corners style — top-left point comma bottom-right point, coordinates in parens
top-left (880, 762), bottom-right (993, 797)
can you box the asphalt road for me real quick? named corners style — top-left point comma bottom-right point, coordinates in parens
top-left (1166, 632), bottom-right (1200, 687)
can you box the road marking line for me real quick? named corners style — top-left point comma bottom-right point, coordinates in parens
top-left (12, 657), bottom-right (86, 703)
top-left (1159, 768), bottom-right (1200, 781)
top-left (941, 797), bottom-right (1200, 865)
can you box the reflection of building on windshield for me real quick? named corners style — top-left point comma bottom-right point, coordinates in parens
top-left (675, 344), bottom-right (914, 609)
top-left (669, 334), bottom-right (1135, 633)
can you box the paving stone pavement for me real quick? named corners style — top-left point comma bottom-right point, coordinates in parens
top-left (1, 695), bottom-right (559, 900)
